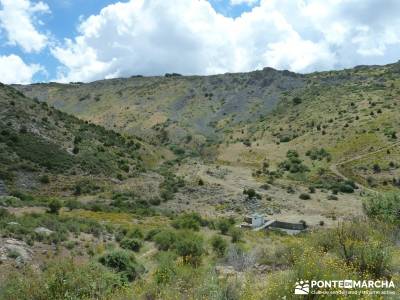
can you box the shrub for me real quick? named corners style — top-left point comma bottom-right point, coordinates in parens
top-left (210, 235), bottom-right (227, 257)
top-left (154, 251), bottom-right (177, 284)
top-left (126, 228), bottom-right (143, 239)
top-left (299, 193), bottom-right (311, 200)
top-left (149, 197), bottom-right (161, 206)
top-left (292, 97), bottom-right (302, 105)
top-left (338, 183), bottom-right (354, 193)
top-left (229, 227), bottom-right (243, 243)
top-left (153, 230), bottom-right (178, 251)
top-left (39, 175), bottom-right (50, 184)
top-left (333, 221), bottom-right (391, 277)
top-left (243, 188), bottom-right (261, 199)
top-left (145, 228), bottom-right (161, 241)
top-left (65, 199), bottom-right (80, 211)
top-left (279, 150), bottom-right (309, 174)
top-left (0, 260), bottom-right (124, 300)
top-left (175, 232), bottom-right (204, 265)
top-left (98, 250), bottom-right (143, 281)
top-left (373, 164), bottom-right (381, 173)
top-left (217, 219), bottom-right (232, 235)
top-left (120, 238), bottom-right (142, 252)
top-left (305, 148), bottom-right (331, 161)
top-left (172, 213), bottom-right (203, 231)
top-left (48, 199), bottom-right (62, 214)
top-left (363, 193), bottom-right (400, 223)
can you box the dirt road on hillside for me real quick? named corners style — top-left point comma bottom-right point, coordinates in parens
top-left (329, 141), bottom-right (400, 193)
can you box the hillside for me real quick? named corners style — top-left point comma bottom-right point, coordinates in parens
top-left (2, 63), bottom-right (400, 299)
top-left (14, 61), bottom-right (400, 191)
top-left (0, 83), bottom-right (160, 196)
top-left (14, 68), bottom-right (304, 151)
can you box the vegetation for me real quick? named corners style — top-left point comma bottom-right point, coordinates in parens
top-left (2, 62), bottom-right (400, 298)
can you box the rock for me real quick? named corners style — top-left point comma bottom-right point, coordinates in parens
top-left (7, 222), bottom-right (20, 226)
top-left (254, 263), bottom-right (272, 273)
top-left (111, 178), bottom-right (121, 184)
top-left (34, 227), bottom-right (53, 236)
top-left (0, 238), bottom-right (33, 263)
top-left (215, 265), bottom-right (238, 279)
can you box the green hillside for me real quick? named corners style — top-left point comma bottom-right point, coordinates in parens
top-left (14, 61), bottom-right (400, 190)
top-left (0, 83), bottom-right (159, 196)
top-left (2, 63), bottom-right (400, 299)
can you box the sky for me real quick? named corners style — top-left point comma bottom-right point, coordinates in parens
top-left (0, 0), bottom-right (399, 84)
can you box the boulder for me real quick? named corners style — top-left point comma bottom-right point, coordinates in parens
top-left (0, 238), bottom-right (33, 264)
top-left (34, 227), bottom-right (53, 236)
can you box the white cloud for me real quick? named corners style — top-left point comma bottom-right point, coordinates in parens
top-left (0, 0), bottom-right (50, 53)
top-left (52, 0), bottom-right (400, 82)
top-left (0, 54), bottom-right (42, 84)
top-left (230, 0), bottom-right (258, 6)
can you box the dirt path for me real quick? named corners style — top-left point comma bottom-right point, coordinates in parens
top-left (197, 164), bottom-right (261, 194)
top-left (329, 141), bottom-right (400, 193)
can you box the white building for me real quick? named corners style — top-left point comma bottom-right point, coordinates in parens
top-left (251, 213), bottom-right (264, 228)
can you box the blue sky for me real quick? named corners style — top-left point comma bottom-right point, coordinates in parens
top-left (0, 0), bottom-right (400, 84)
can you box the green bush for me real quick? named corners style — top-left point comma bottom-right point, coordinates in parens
top-left (363, 193), bottom-right (400, 223)
top-left (39, 175), bottom-right (50, 184)
top-left (65, 199), bottom-right (80, 211)
top-left (217, 219), bottom-right (232, 235)
top-left (172, 213), bottom-right (203, 231)
top-left (279, 150), bottom-right (309, 174)
top-left (48, 199), bottom-right (62, 214)
top-left (305, 148), bottom-right (331, 161)
top-left (98, 249), bottom-right (143, 282)
top-left (120, 238), bottom-right (142, 252)
top-left (210, 235), bottom-right (227, 257)
top-left (154, 251), bottom-right (177, 284)
top-left (0, 260), bottom-right (124, 300)
top-left (333, 221), bottom-right (391, 277)
top-left (229, 227), bottom-right (243, 243)
top-left (125, 228), bottom-right (144, 239)
top-left (145, 228), bottom-right (161, 241)
top-left (5, 131), bottom-right (74, 171)
top-left (153, 229), bottom-right (178, 251)
top-left (175, 232), bottom-right (204, 265)
top-left (299, 193), bottom-right (311, 200)
top-left (243, 188), bottom-right (261, 199)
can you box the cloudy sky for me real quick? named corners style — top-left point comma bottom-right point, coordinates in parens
top-left (0, 0), bottom-right (399, 84)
